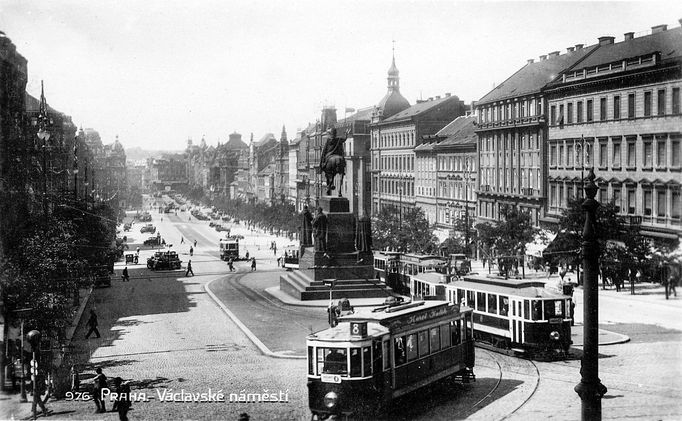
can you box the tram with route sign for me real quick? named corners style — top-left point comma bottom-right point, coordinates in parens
top-left (410, 271), bottom-right (573, 357)
top-left (306, 300), bottom-right (475, 419)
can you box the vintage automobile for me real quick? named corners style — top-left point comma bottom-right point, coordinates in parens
top-left (147, 251), bottom-right (182, 270)
top-left (123, 222), bottom-right (132, 231)
top-left (215, 224), bottom-right (229, 232)
top-left (138, 212), bottom-right (152, 222)
top-left (140, 224), bottom-right (156, 234)
top-left (143, 236), bottom-right (162, 246)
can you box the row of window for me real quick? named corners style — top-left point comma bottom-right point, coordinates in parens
top-left (372, 130), bottom-right (416, 149)
top-left (378, 179), bottom-right (415, 197)
top-left (457, 289), bottom-right (567, 321)
top-left (549, 136), bottom-right (682, 169)
top-left (479, 132), bottom-right (542, 153)
top-left (478, 201), bottom-right (540, 226)
top-left (438, 181), bottom-right (474, 201)
top-left (392, 319), bottom-right (466, 367)
top-left (548, 182), bottom-right (682, 220)
top-left (477, 167), bottom-right (542, 193)
top-left (550, 87), bottom-right (681, 126)
top-left (438, 155), bottom-right (475, 172)
top-left (375, 154), bottom-right (415, 172)
top-left (478, 97), bottom-right (543, 124)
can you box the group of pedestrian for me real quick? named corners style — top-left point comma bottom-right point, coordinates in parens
top-left (90, 366), bottom-right (132, 421)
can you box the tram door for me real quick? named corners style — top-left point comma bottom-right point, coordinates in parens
top-left (510, 299), bottom-right (524, 345)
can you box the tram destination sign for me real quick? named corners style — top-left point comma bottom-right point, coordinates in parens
top-left (387, 304), bottom-right (459, 332)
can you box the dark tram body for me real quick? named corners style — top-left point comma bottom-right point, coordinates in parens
top-left (411, 272), bottom-right (573, 357)
top-left (307, 300), bottom-right (475, 419)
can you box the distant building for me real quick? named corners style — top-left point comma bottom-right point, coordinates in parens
top-left (416, 115), bottom-right (478, 242)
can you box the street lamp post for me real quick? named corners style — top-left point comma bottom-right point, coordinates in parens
top-left (27, 330), bottom-right (41, 421)
top-left (574, 168), bottom-right (606, 420)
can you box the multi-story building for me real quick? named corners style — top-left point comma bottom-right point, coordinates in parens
top-left (149, 153), bottom-right (187, 191)
top-left (475, 44), bottom-right (598, 227)
top-left (370, 91), bottom-right (467, 216)
top-left (544, 22), bottom-right (682, 243)
top-left (335, 107), bottom-right (373, 217)
top-left (415, 115), bottom-right (477, 242)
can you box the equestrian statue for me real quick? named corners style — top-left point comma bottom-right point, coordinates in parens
top-left (319, 127), bottom-right (350, 196)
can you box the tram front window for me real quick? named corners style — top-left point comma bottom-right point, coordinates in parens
top-left (319, 348), bottom-right (347, 375)
top-left (544, 299), bottom-right (564, 319)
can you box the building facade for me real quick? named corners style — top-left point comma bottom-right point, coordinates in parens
top-left (544, 22), bottom-right (682, 243)
top-left (475, 44), bottom-right (598, 227)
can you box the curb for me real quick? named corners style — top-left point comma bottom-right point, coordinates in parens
top-left (571, 326), bottom-right (631, 347)
top-left (204, 278), bottom-right (306, 360)
top-left (263, 287), bottom-right (392, 308)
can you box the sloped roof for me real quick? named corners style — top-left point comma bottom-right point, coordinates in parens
top-left (377, 89), bottom-right (411, 119)
top-left (257, 163), bottom-right (275, 176)
top-left (381, 95), bottom-right (459, 123)
top-left (574, 26), bottom-right (682, 70)
top-left (254, 133), bottom-right (276, 146)
top-left (337, 106), bottom-right (374, 124)
top-left (435, 116), bottom-right (477, 147)
top-left (478, 45), bottom-right (598, 104)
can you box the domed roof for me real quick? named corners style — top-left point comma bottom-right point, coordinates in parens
top-left (377, 90), bottom-right (410, 119)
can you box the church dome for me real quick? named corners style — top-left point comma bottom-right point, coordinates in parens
top-left (377, 90), bottom-right (410, 119)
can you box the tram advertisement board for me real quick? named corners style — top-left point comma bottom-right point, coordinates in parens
top-left (387, 304), bottom-right (460, 333)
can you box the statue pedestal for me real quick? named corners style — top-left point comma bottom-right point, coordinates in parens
top-left (319, 196), bottom-right (349, 213)
top-left (280, 196), bottom-right (392, 300)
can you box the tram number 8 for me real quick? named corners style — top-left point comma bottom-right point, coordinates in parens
top-left (350, 322), bottom-right (367, 338)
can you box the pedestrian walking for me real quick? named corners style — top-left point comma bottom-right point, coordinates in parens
top-left (194, 239), bottom-right (197, 247)
top-left (251, 257), bottom-right (256, 271)
top-left (113, 377), bottom-right (131, 421)
top-left (70, 365), bottom-right (80, 393)
top-left (277, 256), bottom-right (282, 267)
top-left (92, 367), bottom-right (107, 413)
top-left (185, 260), bottom-right (194, 277)
top-left (670, 275), bottom-right (678, 298)
top-left (189, 246), bottom-right (194, 256)
top-left (181, 236), bottom-right (184, 244)
top-left (228, 257), bottom-right (235, 272)
top-left (32, 372), bottom-right (49, 417)
top-left (121, 266), bottom-right (130, 282)
top-left (245, 250), bottom-right (249, 260)
top-left (85, 310), bottom-right (101, 339)
top-left (136, 246), bottom-right (140, 254)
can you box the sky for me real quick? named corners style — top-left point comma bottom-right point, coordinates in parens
top-left (1, 1), bottom-right (681, 151)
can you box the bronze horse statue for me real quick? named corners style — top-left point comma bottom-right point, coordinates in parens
top-left (319, 128), bottom-right (349, 196)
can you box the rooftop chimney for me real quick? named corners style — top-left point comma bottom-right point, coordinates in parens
top-left (445, 92), bottom-right (451, 97)
top-left (539, 55), bottom-right (547, 61)
top-left (598, 36), bottom-right (615, 45)
top-left (575, 44), bottom-right (584, 50)
top-left (435, 95), bottom-right (441, 100)
top-left (527, 58), bottom-right (535, 64)
top-left (567, 47), bottom-right (575, 53)
top-left (428, 97), bottom-right (433, 101)
top-left (651, 24), bottom-right (668, 34)
top-left (624, 32), bottom-right (634, 41)
top-left (548, 51), bottom-right (560, 57)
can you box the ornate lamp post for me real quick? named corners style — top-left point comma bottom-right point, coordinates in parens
top-left (27, 330), bottom-right (41, 420)
top-left (574, 168), bottom-right (607, 419)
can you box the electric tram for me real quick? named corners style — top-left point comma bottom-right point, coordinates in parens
top-left (219, 236), bottom-right (241, 261)
top-left (411, 271), bottom-right (573, 357)
top-left (307, 300), bottom-right (475, 419)
top-left (282, 244), bottom-right (300, 270)
top-left (373, 252), bottom-right (447, 296)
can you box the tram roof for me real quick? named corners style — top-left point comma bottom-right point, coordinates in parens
top-left (462, 275), bottom-right (546, 289)
top-left (307, 321), bottom-right (389, 342)
top-left (449, 279), bottom-right (567, 299)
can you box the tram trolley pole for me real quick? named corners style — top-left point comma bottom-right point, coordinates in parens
top-left (574, 169), bottom-right (607, 420)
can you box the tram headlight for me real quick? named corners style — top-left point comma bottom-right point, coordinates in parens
top-left (550, 331), bottom-right (560, 341)
top-left (324, 391), bottom-right (338, 409)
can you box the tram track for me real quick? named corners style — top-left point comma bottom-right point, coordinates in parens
top-left (446, 349), bottom-right (541, 421)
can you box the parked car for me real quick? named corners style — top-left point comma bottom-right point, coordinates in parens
top-left (141, 224), bottom-right (156, 234)
top-left (123, 222), bottom-right (132, 231)
top-left (147, 251), bottom-right (182, 270)
top-left (215, 224), bottom-right (229, 232)
top-left (144, 236), bottom-right (161, 246)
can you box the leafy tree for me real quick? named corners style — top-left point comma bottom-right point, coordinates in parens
top-left (372, 205), bottom-right (438, 254)
top-left (476, 205), bottom-right (538, 278)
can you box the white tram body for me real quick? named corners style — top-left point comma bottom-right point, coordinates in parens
top-left (411, 272), bottom-right (573, 355)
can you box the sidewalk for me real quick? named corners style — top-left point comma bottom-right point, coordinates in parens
top-left (0, 286), bottom-right (93, 421)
